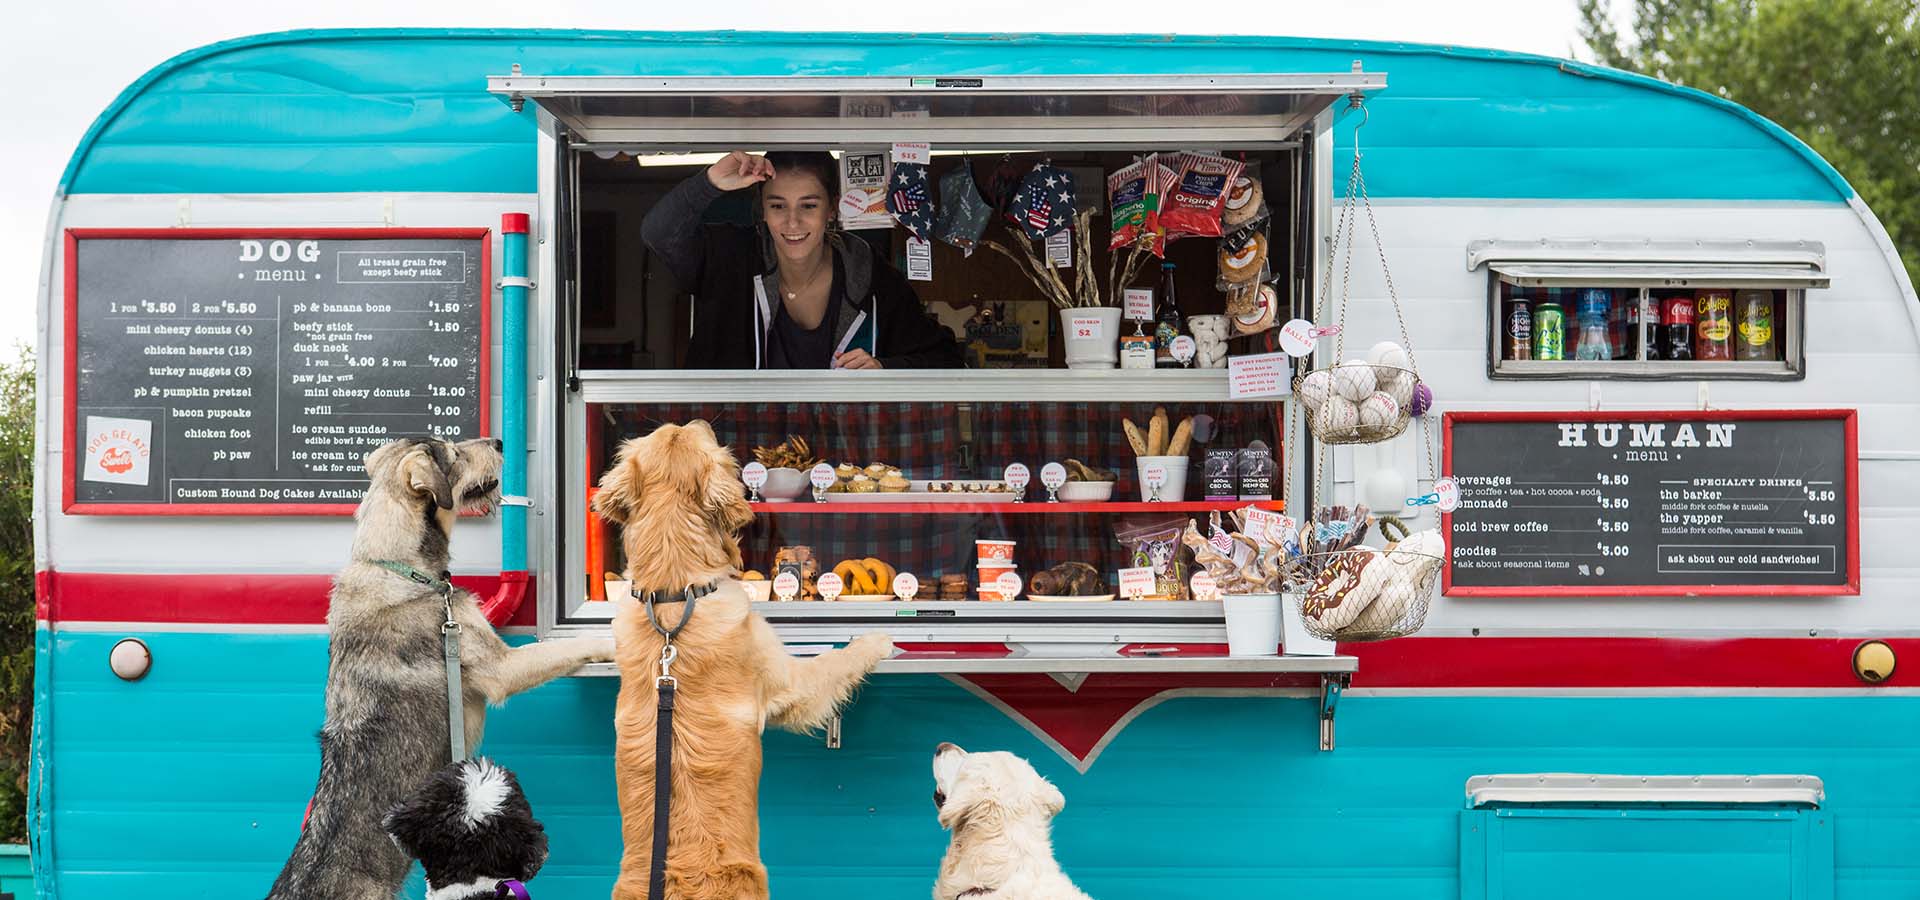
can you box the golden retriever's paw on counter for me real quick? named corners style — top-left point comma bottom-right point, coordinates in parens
top-left (849, 631), bottom-right (895, 665)
top-left (932, 743), bottom-right (1095, 900)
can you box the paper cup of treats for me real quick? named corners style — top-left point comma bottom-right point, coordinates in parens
top-left (1293, 341), bottom-right (1422, 445)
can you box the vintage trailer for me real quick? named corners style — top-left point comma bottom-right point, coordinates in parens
top-left (30, 30), bottom-right (1918, 899)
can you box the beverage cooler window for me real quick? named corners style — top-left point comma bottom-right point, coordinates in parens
top-left (1489, 282), bottom-right (1804, 379)
top-left (570, 400), bottom-right (1283, 624)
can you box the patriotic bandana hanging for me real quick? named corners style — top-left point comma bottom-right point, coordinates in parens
top-left (1006, 163), bottom-right (1075, 240)
top-left (887, 160), bottom-right (934, 241)
top-left (934, 162), bottom-right (992, 254)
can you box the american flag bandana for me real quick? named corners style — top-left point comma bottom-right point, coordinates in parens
top-left (1007, 163), bottom-right (1075, 239)
top-left (888, 162), bottom-right (934, 241)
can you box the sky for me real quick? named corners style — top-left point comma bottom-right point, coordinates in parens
top-left (6, 0), bottom-right (1611, 355)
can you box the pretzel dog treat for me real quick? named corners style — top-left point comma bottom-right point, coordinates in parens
top-left (1302, 547), bottom-right (1386, 632)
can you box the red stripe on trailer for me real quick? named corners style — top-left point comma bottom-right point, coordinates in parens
top-left (1346, 635), bottom-right (1914, 688)
top-left (42, 570), bottom-right (538, 627)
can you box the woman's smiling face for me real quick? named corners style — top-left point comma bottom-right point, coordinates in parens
top-left (762, 169), bottom-right (832, 265)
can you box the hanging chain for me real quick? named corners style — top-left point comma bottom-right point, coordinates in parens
top-left (1351, 160), bottom-right (1437, 484)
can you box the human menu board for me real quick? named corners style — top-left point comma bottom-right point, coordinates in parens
top-left (64, 229), bottom-right (488, 514)
top-left (1442, 410), bottom-right (1857, 596)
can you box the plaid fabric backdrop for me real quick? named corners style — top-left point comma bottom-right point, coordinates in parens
top-left (595, 401), bottom-right (1281, 594)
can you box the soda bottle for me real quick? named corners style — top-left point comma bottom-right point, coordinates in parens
top-left (1610, 293), bottom-right (1633, 360)
top-left (1533, 301), bottom-right (1565, 361)
top-left (1694, 289), bottom-right (1734, 360)
top-left (1154, 262), bottom-right (1182, 369)
top-left (1640, 295), bottom-right (1665, 361)
top-left (1735, 290), bottom-right (1774, 361)
top-left (1573, 289), bottom-right (1613, 360)
top-left (1662, 295), bottom-right (1694, 361)
top-left (1507, 297), bottom-right (1532, 360)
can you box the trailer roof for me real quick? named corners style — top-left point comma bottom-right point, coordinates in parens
top-left (59, 29), bottom-right (1851, 203)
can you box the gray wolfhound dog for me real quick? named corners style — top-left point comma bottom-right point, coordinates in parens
top-left (265, 437), bottom-right (613, 900)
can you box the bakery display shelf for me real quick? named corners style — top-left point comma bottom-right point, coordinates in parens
top-left (750, 500), bottom-right (1283, 515)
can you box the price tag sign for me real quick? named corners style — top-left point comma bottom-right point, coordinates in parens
top-left (1434, 477), bottom-right (1460, 513)
top-left (772, 571), bottom-right (800, 602)
top-left (905, 236), bottom-right (933, 282)
top-left (1040, 462), bottom-right (1068, 491)
top-left (1278, 318), bottom-right (1317, 357)
top-left (1170, 335), bottom-right (1196, 365)
top-left (890, 141), bottom-right (931, 165)
top-left (1124, 288), bottom-right (1154, 322)
top-left (1227, 351), bottom-right (1290, 400)
top-left (741, 461), bottom-right (768, 491)
top-left (1068, 315), bottom-right (1106, 341)
top-left (1118, 567), bottom-right (1156, 600)
top-left (1003, 462), bottom-right (1031, 494)
top-left (995, 571), bottom-right (1023, 600)
top-left (1143, 464), bottom-right (1168, 491)
top-left (816, 572), bottom-right (844, 602)
top-left (1190, 570), bottom-right (1220, 602)
top-left (1241, 506), bottom-right (1284, 543)
top-left (810, 462), bottom-right (838, 492)
top-left (893, 571), bottom-right (920, 601)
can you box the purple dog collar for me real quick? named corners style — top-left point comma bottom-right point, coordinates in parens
top-left (496, 880), bottom-right (531, 900)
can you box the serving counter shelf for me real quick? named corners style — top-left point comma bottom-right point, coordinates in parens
top-left (571, 650), bottom-right (1357, 750)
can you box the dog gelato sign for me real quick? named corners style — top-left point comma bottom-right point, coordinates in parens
top-left (84, 415), bottom-right (152, 485)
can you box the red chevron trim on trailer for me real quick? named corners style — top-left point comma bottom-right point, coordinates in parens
top-left (39, 570), bottom-right (540, 627)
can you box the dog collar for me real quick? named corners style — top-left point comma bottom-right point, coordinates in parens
top-left (631, 580), bottom-right (721, 607)
top-left (496, 880), bottom-right (531, 900)
top-left (371, 559), bottom-right (453, 598)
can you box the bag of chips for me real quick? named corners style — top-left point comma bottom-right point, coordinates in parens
top-left (1108, 157), bottom-right (1154, 251)
top-left (1161, 152), bottom-right (1244, 240)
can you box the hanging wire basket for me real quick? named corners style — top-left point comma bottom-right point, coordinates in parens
top-left (1292, 362), bottom-right (1421, 445)
top-left (1284, 546), bottom-right (1440, 642)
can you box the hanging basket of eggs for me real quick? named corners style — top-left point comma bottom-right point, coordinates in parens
top-left (1292, 341), bottom-right (1430, 445)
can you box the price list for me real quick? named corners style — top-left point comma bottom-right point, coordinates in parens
top-left (1444, 413), bottom-right (1854, 593)
top-left (68, 234), bottom-right (485, 510)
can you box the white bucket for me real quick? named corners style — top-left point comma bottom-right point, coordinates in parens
top-left (1222, 592), bottom-right (1282, 657)
top-left (1135, 455), bottom-right (1189, 502)
top-left (1060, 307), bottom-right (1121, 369)
top-left (1281, 592), bottom-right (1336, 656)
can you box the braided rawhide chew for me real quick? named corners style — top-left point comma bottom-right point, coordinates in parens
top-left (1376, 515), bottom-right (1411, 544)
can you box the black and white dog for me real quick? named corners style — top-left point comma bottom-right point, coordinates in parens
top-left (385, 757), bottom-right (549, 900)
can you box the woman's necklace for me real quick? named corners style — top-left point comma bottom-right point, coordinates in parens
top-left (781, 250), bottom-right (830, 301)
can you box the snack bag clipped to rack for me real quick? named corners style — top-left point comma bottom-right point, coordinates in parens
top-left (1108, 156), bottom-right (1155, 251)
top-left (1161, 152), bottom-right (1244, 240)
top-left (1115, 516), bottom-right (1190, 601)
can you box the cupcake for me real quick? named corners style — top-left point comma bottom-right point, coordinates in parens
top-left (879, 474), bottom-right (910, 493)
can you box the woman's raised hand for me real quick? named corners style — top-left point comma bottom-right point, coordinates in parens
top-left (705, 151), bottom-right (776, 191)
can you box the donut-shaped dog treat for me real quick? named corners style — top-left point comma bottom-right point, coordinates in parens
top-left (1302, 548), bottom-right (1385, 631)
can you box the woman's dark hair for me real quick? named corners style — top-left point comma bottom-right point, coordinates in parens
top-left (756, 151), bottom-right (840, 209)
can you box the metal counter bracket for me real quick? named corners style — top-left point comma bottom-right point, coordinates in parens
top-left (1319, 673), bottom-right (1349, 752)
top-left (825, 715), bottom-right (842, 750)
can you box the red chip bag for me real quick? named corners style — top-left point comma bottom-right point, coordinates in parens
top-left (1161, 152), bottom-right (1244, 240)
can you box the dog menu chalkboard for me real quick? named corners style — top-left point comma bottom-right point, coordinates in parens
top-left (1442, 410), bottom-right (1858, 596)
top-left (64, 229), bottom-right (489, 514)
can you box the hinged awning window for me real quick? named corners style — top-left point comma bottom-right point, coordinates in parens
top-left (1469, 239), bottom-right (1830, 289)
top-left (487, 72), bottom-right (1386, 149)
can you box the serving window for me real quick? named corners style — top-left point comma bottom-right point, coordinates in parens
top-left (1472, 239), bottom-right (1827, 381)
top-left (502, 72), bottom-right (1384, 642)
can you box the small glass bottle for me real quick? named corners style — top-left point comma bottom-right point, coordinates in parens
top-left (1154, 262), bottom-right (1182, 369)
top-left (1573, 289), bottom-right (1613, 361)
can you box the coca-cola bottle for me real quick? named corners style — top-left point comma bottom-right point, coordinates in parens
top-left (1662, 294), bottom-right (1695, 361)
top-left (1640, 295), bottom-right (1665, 361)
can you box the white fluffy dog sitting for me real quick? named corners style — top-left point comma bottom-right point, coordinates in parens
top-left (932, 743), bottom-right (1094, 900)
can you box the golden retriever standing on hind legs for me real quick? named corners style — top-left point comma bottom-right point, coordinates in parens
top-left (594, 421), bottom-right (893, 900)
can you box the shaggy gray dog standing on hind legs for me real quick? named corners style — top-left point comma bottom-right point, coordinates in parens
top-left (265, 437), bottom-right (613, 900)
